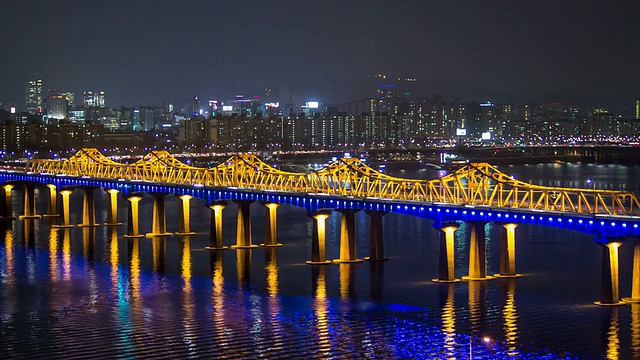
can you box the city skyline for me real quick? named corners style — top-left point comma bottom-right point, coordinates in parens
top-left (1, 1), bottom-right (639, 116)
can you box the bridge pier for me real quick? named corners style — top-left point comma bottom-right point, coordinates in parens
top-left (104, 189), bottom-right (122, 226)
top-left (232, 200), bottom-right (257, 249)
top-left (364, 210), bottom-right (387, 261)
top-left (623, 237), bottom-right (640, 303)
top-left (333, 209), bottom-right (363, 263)
top-left (77, 187), bottom-right (99, 227)
top-left (43, 184), bottom-right (59, 218)
top-left (0, 184), bottom-right (14, 219)
top-left (306, 209), bottom-right (332, 265)
top-left (175, 195), bottom-right (195, 235)
top-left (462, 222), bottom-right (494, 281)
top-left (495, 223), bottom-right (521, 278)
top-left (261, 202), bottom-right (282, 247)
top-left (205, 201), bottom-right (228, 250)
top-left (124, 193), bottom-right (144, 238)
top-left (19, 184), bottom-right (41, 220)
top-left (432, 222), bottom-right (460, 283)
top-left (53, 189), bottom-right (74, 228)
top-left (595, 238), bottom-right (626, 306)
top-left (146, 193), bottom-right (172, 237)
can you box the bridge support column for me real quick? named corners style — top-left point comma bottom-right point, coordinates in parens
top-left (432, 222), bottom-right (460, 283)
top-left (364, 210), bottom-right (388, 261)
top-left (261, 202), bottom-right (282, 247)
top-left (55, 189), bottom-right (74, 228)
top-left (306, 209), bottom-right (332, 265)
top-left (462, 222), bottom-right (494, 281)
top-left (623, 237), bottom-right (640, 303)
top-left (124, 193), bottom-right (144, 239)
top-left (146, 193), bottom-right (172, 237)
top-left (19, 184), bottom-right (41, 220)
top-left (595, 238), bottom-right (625, 306)
top-left (43, 184), bottom-right (59, 218)
top-left (0, 184), bottom-right (14, 219)
top-left (333, 209), bottom-right (363, 263)
top-left (77, 187), bottom-right (99, 227)
top-left (175, 195), bottom-right (195, 235)
top-left (205, 201), bottom-right (228, 250)
top-left (232, 200), bottom-right (257, 249)
top-left (104, 189), bottom-right (122, 226)
top-left (495, 223), bottom-right (521, 278)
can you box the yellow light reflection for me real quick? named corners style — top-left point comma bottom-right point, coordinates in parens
top-left (236, 249), bottom-right (251, 290)
top-left (180, 237), bottom-right (196, 356)
top-left (468, 281), bottom-right (485, 334)
top-left (130, 238), bottom-right (141, 302)
top-left (606, 308), bottom-right (620, 360)
top-left (4, 227), bottom-right (14, 286)
top-left (109, 228), bottom-right (119, 293)
top-left (313, 266), bottom-right (330, 356)
top-left (152, 237), bottom-right (165, 273)
top-left (501, 279), bottom-right (519, 357)
top-left (62, 229), bottom-right (71, 281)
top-left (440, 284), bottom-right (456, 359)
top-left (631, 303), bottom-right (640, 359)
top-left (181, 238), bottom-right (192, 293)
top-left (265, 247), bottom-right (279, 298)
top-left (340, 263), bottom-right (354, 298)
top-left (49, 229), bottom-right (59, 282)
top-left (210, 251), bottom-right (226, 348)
top-left (83, 227), bottom-right (95, 260)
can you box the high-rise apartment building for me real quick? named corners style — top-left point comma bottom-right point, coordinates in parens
top-left (24, 73), bottom-right (43, 113)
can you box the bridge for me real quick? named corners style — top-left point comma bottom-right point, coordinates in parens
top-left (1, 148), bottom-right (640, 306)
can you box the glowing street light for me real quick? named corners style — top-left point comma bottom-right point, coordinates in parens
top-left (470, 336), bottom-right (492, 359)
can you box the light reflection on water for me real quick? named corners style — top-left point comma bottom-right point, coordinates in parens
top-left (0, 163), bottom-right (639, 358)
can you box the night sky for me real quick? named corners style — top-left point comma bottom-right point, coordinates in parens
top-left (1, 0), bottom-right (639, 114)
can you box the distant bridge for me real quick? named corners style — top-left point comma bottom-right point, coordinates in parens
top-left (25, 148), bottom-right (640, 216)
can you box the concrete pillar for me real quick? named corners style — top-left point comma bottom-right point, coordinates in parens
top-left (333, 209), bottom-right (363, 263)
top-left (307, 209), bottom-right (332, 265)
top-left (623, 237), bottom-right (640, 303)
top-left (146, 193), bottom-right (172, 237)
top-left (364, 210), bottom-right (387, 261)
top-left (205, 201), bottom-right (228, 250)
top-left (104, 189), bottom-right (122, 226)
top-left (495, 223), bottom-right (521, 278)
top-left (124, 193), bottom-right (144, 239)
top-left (232, 200), bottom-right (257, 249)
top-left (20, 184), bottom-right (41, 220)
top-left (175, 194), bottom-right (195, 235)
top-left (54, 189), bottom-right (74, 228)
top-left (462, 222), bottom-right (494, 281)
top-left (77, 187), bottom-right (99, 227)
top-left (43, 184), bottom-right (59, 218)
top-left (596, 239), bottom-right (625, 306)
top-left (1, 184), bottom-right (15, 219)
top-left (260, 202), bottom-right (282, 247)
top-left (432, 222), bottom-right (460, 283)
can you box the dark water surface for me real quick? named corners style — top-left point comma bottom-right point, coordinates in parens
top-left (2, 163), bottom-right (640, 359)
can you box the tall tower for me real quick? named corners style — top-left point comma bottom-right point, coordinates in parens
top-left (24, 73), bottom-right (43, 113)
top-left (636, 99), bottom-right (639, 119)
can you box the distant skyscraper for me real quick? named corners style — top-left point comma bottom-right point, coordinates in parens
top-left (46, 94), bottom-right (68, 120)
top-left (188, 96), bottom-right (201, 115)
top-left (83, 91), bottom-right (106, 108)
top-left (24, 73), bottom-right (43, 113)
top-left (636, 99), bottom-right (639, 119)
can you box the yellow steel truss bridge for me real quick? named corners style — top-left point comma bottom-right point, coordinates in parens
top-left (25, 148), bottom-right (640, 216)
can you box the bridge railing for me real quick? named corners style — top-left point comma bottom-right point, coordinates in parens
top-left (24, 148), bottom-right (640, 216)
